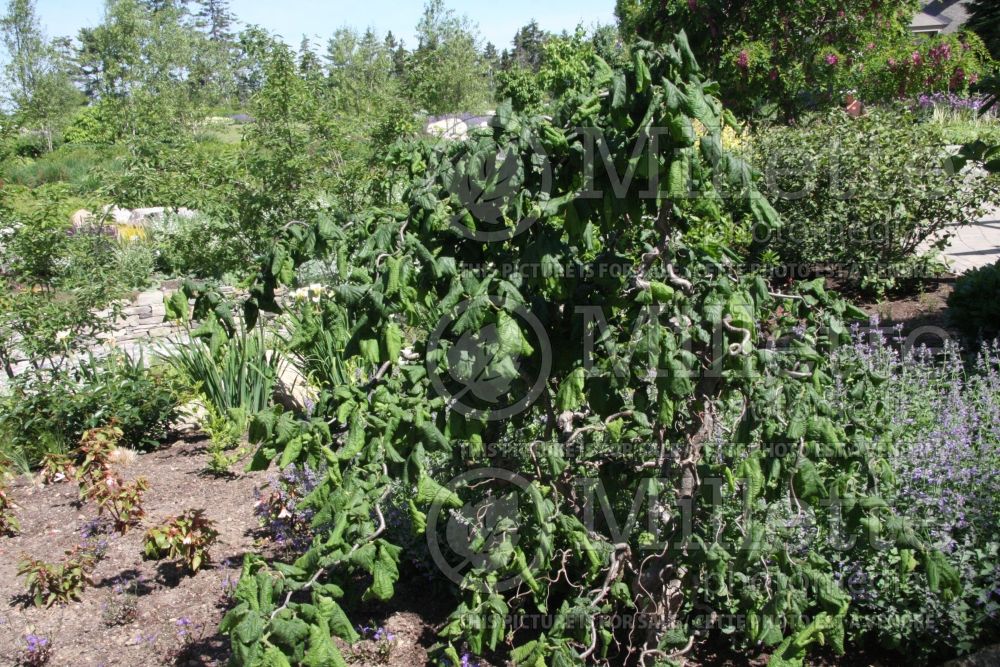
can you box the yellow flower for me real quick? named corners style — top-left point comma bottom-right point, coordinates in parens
top-left (691, 119), bottom-right (745, 150)
top-left (116, 224), bottom-right (148, 242)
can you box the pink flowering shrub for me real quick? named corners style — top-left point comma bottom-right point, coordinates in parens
top-left (854, 32), bottom-right (993, 101)
top-left (618, 0), bottom-right (995, 114)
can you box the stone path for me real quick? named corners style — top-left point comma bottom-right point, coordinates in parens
top-left (942, 204), bottom-right (1000, 274)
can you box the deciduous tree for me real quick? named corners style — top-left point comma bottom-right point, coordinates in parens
top-left (408, 0), bottom-right (490, 114)
top-left (0, 0), bottom-right (81, 150)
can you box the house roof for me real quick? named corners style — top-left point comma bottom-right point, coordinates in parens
top-left (911, 11), bottom-right (951, 32)
top-left (911, 0), bottom-right (971, 34)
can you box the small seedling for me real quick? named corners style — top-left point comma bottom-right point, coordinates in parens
top-left (351, 624), bottom-right (399, 664)
top-left (203, 406), bottom-right (249, 475)
top-left (0, 483), bottom-right (20, 536)
top-left (143, 509), bottom-right (219, 573)
top-left (85, 472), bottom-right (149, 534)
top-left (39, 453), bottom-right (76, 485)
top-left (102, 575), bottom-right (143, 626)
top-left (18, 542), bottom-right (104, 607)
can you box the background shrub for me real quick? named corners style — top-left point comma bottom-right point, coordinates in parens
top-left (0, 188), bottom-right (124, 376)
top-left (948, 259), bottom-right (1000, 343)
top-left (150, 211), bottom-right (247, 280)
top-left (74, 351), bottom-right (182, 451)
top-left (111, 238), bottom-right (158, 291)
top-left (852, 33), bottom-right (994, 103)
top-left (0, 352), bottom-right (181, 470)
top-left (617, 1), bottom-right (996, 117)
top-left (749, 107), bottom-right (999, 293)
top-left (62, 103), bottom-right (117, 146)
top-left (0, 372), bottom-right (93, 471)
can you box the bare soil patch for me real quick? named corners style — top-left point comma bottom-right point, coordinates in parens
top-left (0, 437), bottom-right (444, 666)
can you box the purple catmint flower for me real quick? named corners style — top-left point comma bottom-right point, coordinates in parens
top-left (25, 634), bottom-right (49, 651)
top-left (373, 627), bottom-right (396, 642)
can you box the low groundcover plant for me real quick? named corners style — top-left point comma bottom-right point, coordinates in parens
top-left (143, 509), bottom-right (219, 573)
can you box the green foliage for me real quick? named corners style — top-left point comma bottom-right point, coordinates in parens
top-left (747, 107), bottom-right (999, 294)
top-left (924, 107), bottom-right (1000, 146)
top-left (0, 188), bottom-right (124, 377)
top-left (75, 351), bottom-right (182, 450)
top-left (0, 374), bottom-right (87, 471)
top-left (151, 211), bottom-right (247, 279)
top-left (949, 260), bottom-right (1000, 343)
top-left (968, 0), bottom-right (1000, 60)
top-left (852, 33), bottom-right (995, 103)
top-left (220, 554), bottom-right (359, 666)
top-left (508, 20), bottom-right (548, 72)
top-left (17, 542), bottom-right (104, 607)
top-left (62, 103), bottom-right (117, 145)
top-left (827, 338), bottom-right (1000, 661)
top-left (1, 145), bottom-right (118, 191)
top-left (494, 64), bottom-right (544, 112)
top-left (225, 41), bottom-right (340, 257)
top-left (202, 404), bottom-right (249, 474)
top-left (143, 509), bottom-right (219, 573)
top-left (83, 471), bottom-right (149, 534)
top-left (407, 0), bottom-right (490, 114)
top-left (0, 481), bottom-right (20, 535)
top-left (537, 27), bottom-right (599, 98)
top-left (210, 35), bottom-right (969, 666)
top-left (75, 0), bottom-right (201, 107)
top-left (0, 351), bottom-right (180, 469)
top-left (162, 314), bottom-right (282, 421)
top-left (1, 0), bottom-right (83, 151)
top-left (110, 237), bottom-right (157, 290)
top-left (163, 284), bottom-right (283, 431)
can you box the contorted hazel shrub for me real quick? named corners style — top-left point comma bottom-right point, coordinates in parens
top-left (200, 33), bottom-right (969, 667)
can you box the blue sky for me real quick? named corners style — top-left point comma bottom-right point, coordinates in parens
top-left (33, 0), bottom-right (618, 50)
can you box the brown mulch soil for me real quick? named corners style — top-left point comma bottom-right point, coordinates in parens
top-left (856, 278), bottom-right (955, 334)
top-left (0, 437), bottom-right (261, 666)
top-left (0, 438), bottom-right (440, 667)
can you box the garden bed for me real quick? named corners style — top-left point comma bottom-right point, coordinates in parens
top-left (0, 437), bottom-right (442, 666)
top-left (0, 436), bottom-right (259, 665)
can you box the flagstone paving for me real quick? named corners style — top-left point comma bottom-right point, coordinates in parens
top-left (942, 204), bottom-right (1000, 274)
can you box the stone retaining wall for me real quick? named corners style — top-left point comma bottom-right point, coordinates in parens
top-left (96, 288), bottom-right (184, 351)
top-left (4, 284), bottom-right (240, 378)
top-left (95, 284), bottom-right (247, 358)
